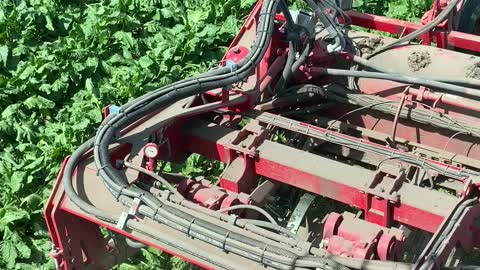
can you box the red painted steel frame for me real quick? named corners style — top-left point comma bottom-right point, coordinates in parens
top-left (347, 10), bottom-right (480, 52)
top-left (179, 120), bottom-right (459, 233)
top-left (44, 1), bottom-right (480, 269)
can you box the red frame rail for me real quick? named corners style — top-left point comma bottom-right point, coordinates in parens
top-left (347, 10), bottom-right (480, 52)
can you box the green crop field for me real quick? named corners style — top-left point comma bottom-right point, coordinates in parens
top-left (0, 0), bottom-right (432, 269)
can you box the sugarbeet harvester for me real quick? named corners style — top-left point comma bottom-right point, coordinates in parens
top-left (44, 0), bottom-right (480, 269)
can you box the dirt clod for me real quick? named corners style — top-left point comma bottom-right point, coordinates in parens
top-left (408, 51), bottom-right (431, 71)
top-left (466, 62), bottom-right (480, 79)
top-left (358, 37), bottom-right (384, 54)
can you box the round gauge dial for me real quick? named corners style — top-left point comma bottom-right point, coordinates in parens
top-left (144, 143), bottom-right (159, 158)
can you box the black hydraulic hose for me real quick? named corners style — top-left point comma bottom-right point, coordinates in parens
top-left (417, 197), bottom-right (479, 270)
top-left (62, 144), bottom-right (234, 270)
top-left (237, 219), bottom-right (298, 240)
top-left (324, 84), bottom-right (480, 139)
top-left (217, 205), bottom-right (278, 225)
top-left (126, 220), bottom-right (233, 270)
top-left (306, 0), bottom-right (345, 53)
top-left (351, 55), bottom-right (480, 88)
top-left (279, 0), bottom-right (295, 28)
top-left (124, 198), bottom-right (299, 270)
top-left (276, 42), bottom-right (297, 93)
top-left (371, 0), bottom-right (462, 57)
top-left (277, 43), bottom-right (313, 96)
top-left (291, 42), bottom-right (311, 75)
top-left (276, 41), bottom-right (315, 96)
top-left (123, 161), bottom-right (183, 199)
top-left (62, 138), bottom-right (119, 223)
top-left (93, 0), bottom-right (279, 204)
top-left (323, 0), bottom-right (352, 26)
top-left (300, 255), bottom-right (412, 270)
top-left (318, 68), bottom-right (480, 99)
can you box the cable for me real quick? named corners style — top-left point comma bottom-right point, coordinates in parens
top-left (390, 87), bottom-right (410, 147)
top-left (326, 100), bottom-right (395, 130)
top-left (350, 54), bottom-right (480, 88)
top-left (443, 131), bottom-right (468, 151)
top-left (238, 219), bottom-right (299, 240)
top-left (275, 42), bottom-right (297, 93)
top-left (122, 161), bottom-right (183, 199)
top-left (317, 68), bottom-right (480, 99)
top-left (324, 84), bottom-right (480, 139)
top-left (370, 0), bottom-right (463, 57)
top-left (376, 156), bottom-right (434, 189)
top-left (305, 0), bottom-right (345, 53)
top-left (217, 205), bottom-right (278, 225)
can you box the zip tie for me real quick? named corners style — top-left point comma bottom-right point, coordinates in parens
top-left (114, 186), bottom-right (127, 201)
top-left (153, 207), bottom-right (160, 220)
top-left (260, 245), bottom-right (268, 265)
top-left (95, 164), bottom-right (109, 176)
top-left (196, 78), bottom-right (202, 90)
top-left (291, 256), bottom-right (299, 270)
top-left (172, 83), bottom-right (178, 97)
top-left (227, 214), bottom-right (238, 225)
top-left (186, 218), bottom-right (196, 237)
top-left (97, 164), bottom-right (108, 171)
top-left (226, 60), bottom-right (237, 72)
top-left (221, 231), bottom-right (230, 251)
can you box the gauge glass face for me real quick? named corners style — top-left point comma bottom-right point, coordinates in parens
top-left (144, 145), bottom-right (158, 158)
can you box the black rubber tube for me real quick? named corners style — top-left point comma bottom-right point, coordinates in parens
top-left (370, 0), bottom-right (462, 57)
top-left (62, 138), bottom-right (118, 223)
top-left (305, 0), bottom-right (345, 53)
top-left (93, 0), bottom-right (279, 205)
top-left (291, 42), bottom-right (311, 75)
top-left (275, 41), bottom-right (297, 93)
top-left (319, 68), bottom-right (480, 99)
top-left (351, 54), bottom-right (480, 88)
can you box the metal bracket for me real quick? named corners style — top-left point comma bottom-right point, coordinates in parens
top-left (286, 193), bottom-right (316, 234)
top-left (363, 167), bottom-right (405, 202)
top-left (220, 121), bottom-right (268, 193)
top-left (225, 121), bottom-right (268, 160)
top-left (362, 167), bottom-right (406, 227)
top-left (116, 198), bottom-right (141, 230)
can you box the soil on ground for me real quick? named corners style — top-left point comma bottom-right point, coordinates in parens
top-left (408, 51), bottom-right (431, 71)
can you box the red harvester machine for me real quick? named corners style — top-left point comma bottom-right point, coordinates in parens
top-left (44, 0), bottom-right (480, 269)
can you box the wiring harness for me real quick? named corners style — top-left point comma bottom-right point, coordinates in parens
top-left (61, 0), bottom-right (480, 269)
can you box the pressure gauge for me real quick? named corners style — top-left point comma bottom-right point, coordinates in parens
top-left (143, 143), bottom-right (159, 158)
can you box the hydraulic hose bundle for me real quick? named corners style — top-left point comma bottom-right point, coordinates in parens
top-left (61, 0), bottom-right (377, 269)
top-left (60, 0), bottom-right (478, 269)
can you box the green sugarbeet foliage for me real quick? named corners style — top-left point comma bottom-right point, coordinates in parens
top-left (0, 0), bottom-right (431, 269)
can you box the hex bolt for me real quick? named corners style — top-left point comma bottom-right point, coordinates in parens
top-left (232, 46), bottom-right (240, 53)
